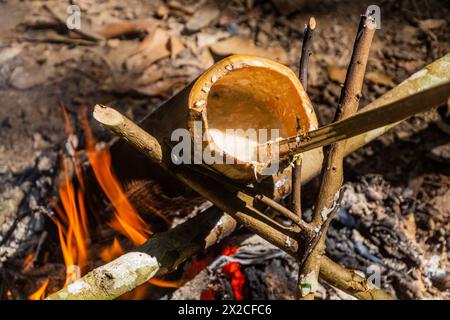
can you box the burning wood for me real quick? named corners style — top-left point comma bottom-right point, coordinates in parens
top-left (27, 279), bottom-right (49, 300)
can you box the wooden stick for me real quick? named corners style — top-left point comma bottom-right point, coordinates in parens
top-left (269, 81), bottom-right (450, 158)
top-left (93, 104), bottom-right (164, 165)
top-left (299, 17), bottom-right (316, 90)
top-left (47, 205), bottom-right (391, 300)
top-left (298, 14), bottom-right (376, 300)
top-left (47, 206), bottom-right (237, 299)
top-left (254, 194), bottom-right (311, 232)
top-left (292, 17), bottom-right (316, 218)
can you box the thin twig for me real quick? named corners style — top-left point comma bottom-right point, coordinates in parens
top-left (298, 13), bottom-right (376, 300)
top-left (299, 17), bottom-right (316, 90)
top-left (254, 194), bottom-right (311, 232)
top-left (292, 17), bottom-right (316, 218)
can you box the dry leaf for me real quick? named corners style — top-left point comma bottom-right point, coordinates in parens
top-left (366, 71), bottom-right (395, 87)
top-left (156, 4), bottom-right (170, 19)
top-left (0, 45), bottom-right (22, 65)
top-left (400, 213), bottom-right (417, 243)
top-left (431, 189), bottom-right (450, 216)
top-left (199, 48), bottom-right (214, 69)
top-left (186, 3), bottom-right (220, 31)
top-left (135, 77), bottom-right (187, 97)
top-left (209, 36), bottom-right (288, 64)
top-left (125, 28), bottom-right (170, 72)
top-left (169, 35), bottom-right (185, 59)
top-left (93, 19), bottom-right (159, 39)
top-left (327, 64), bottom-right (346, 84)
top-left (418, 19), bottom-right (447, 31)
top-left (9, 63), bottom-right (53, 89)
top-left (136, 65), bottom-right (164, 86)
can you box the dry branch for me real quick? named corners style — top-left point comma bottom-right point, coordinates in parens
top-left (291, 17), bottom-right (316, 218)
top-left (298, 14), bottom-right (376, 300)
top-left (47, 205), bottom-right (391, 300)
top-left (299, 17), bottom-right (316, 90)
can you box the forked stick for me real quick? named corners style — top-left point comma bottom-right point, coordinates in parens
top-left (298, 13), bottom-right (376, 299)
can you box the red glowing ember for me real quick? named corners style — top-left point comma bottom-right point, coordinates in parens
top-left (222, 246), bottom-right (247, 300)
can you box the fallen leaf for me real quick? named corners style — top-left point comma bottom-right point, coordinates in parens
top-left (327, 64), bottom-right (346, 84)
top-left (134, 77), bottom-right (188, 97)
top-left (0, 45), bottom-right (22, 65)
top-left (169, 35), bottom-right (185, 59)
top-left (197, 31), bottom-right (229, 49)
top-left (156, 4), bottom-right (170, 19)
top-left (366, 71), bottom-right (395, 87)
top-left (186, 3), bottom-right (220, 31)
top-left (125, 28), bottom-right (170, 72)
top-left (431, 189), bottom-right (450, 216)
top-left (400, 213), bottom-right (417, 243)
top-left (9, 64), bottom-right (51, 89)
top-left (93, 19), bottom-right (159, 39)
top-left (199, 48), bottom-right (214, 69)
top-left (136, 65), bottom-right (165, 86)
top-left (418, 19), bottom-right (447, 31)
top-left (107, 39), bottom-right (121, 48)
top-left (209, 36), bottom-right (288, 64)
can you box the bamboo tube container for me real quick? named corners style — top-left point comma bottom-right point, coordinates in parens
top-left (116, 54), bottom-right (318, 183)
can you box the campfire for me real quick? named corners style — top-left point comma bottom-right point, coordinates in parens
top-left (10, 106), bottom-right (253, 300)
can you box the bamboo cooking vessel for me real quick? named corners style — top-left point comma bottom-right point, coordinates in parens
top-left (119, 54), bottom-right (318, 183)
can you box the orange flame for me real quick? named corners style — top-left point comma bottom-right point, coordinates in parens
top-left (222, 246), bottom-right (246, 300)
top-left (22, 254), bottom-right (34, 270)
top-left (48, 106), bottom-right (90, 288)
top-left (80, 111), bottom-right (152, 246)
top-left (100, 238), bottom-right (124, 262)
top-left (28, 279), bottom-right (49, 300)
top-left (47, 107), bottom-right (163, 298)
top-left (148, 278), bottom-right (182, 288)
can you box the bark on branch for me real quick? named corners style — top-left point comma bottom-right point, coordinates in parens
top-left (47, 206), bottom-right (391, 300)
top-left (298, 14), bottom-right (376, 300)
top-left (291, 17), bottom-right (316, 218)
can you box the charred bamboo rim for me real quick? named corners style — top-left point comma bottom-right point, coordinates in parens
top-left (188, 55), bottom-right (318, 178)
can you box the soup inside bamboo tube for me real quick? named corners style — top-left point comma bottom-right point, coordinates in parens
top-left (206, 66), bottom-right (307, 163)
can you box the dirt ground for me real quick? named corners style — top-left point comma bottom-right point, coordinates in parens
top-left (0, 0), bottom-right (449, 299)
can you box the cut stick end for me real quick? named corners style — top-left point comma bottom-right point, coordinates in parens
top-left (308, 17), bottom-right (316, 30)
top-left (93, 104), bottom-right (124, 127)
